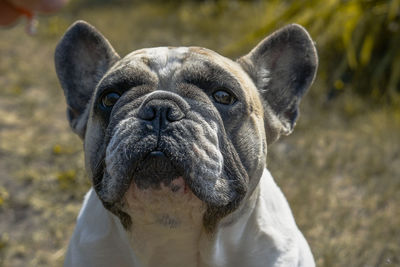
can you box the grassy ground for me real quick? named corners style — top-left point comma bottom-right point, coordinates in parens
top-left (0, 2), bottom-right (399, 266)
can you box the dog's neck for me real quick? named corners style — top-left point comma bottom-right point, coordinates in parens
top-left (123, 177), bottom-right (261, 267)
top-left (127, 219), bottom-right (205, 266)
top-left (123, 179), bottom-right (207, 266)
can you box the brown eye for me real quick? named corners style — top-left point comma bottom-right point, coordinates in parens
top-left (212, 90), bottom-right (236, 105)
top-left (101, 92), bottom-right (120, 108)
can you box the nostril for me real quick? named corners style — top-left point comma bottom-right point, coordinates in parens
top-left (139, 106), bottom-right (156, 121)
top-left (166, 107), bottom-right (184, 122)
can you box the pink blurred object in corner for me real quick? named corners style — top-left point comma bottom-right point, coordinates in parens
top-left (7, 0), bottom-right (69, 14)
top-left (0, 0), bottom-right (68, 33)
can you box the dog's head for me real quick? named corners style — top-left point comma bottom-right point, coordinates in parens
top-left (55, 21), bottom-right (317, 231)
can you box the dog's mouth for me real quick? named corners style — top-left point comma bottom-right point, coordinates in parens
top-left (131, 150), bottom-right (188, 192)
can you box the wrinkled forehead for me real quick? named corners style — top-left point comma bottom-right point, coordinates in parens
top-left (110, 46), bottom-right (249, 84)
top-left (103, 46), bottom-right (262, 114)
top-left (122, 47), bottom-right (190, 79)
top-left (123, 46), bottom-right (232, 71)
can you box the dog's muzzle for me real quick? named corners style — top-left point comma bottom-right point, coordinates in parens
top-left (132, 92), bottom-right (191, 189)
top-left (99, 90), bottom-right (247, 231)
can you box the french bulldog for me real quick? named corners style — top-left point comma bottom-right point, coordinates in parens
top-left (55, 20), bottom-right (318, 267)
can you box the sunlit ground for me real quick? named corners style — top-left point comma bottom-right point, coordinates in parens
top-left (0, 2), bottom-right (399, 266)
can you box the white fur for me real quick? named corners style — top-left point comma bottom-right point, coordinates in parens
top-left (123, 179), bottom-right (206, 266)
top-left (145, 47), bottom-right (189, 79)
top-left (124, 47), bottom-right (189, 80)
top-left (64, 169), bottom-right (314, 267)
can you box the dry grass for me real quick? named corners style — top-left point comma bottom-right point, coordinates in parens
top-left (0, 2), bottom-right (399, 266)
top-left (270, 88), bottom-right (400, 266)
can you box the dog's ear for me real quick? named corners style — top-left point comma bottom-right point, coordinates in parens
top-left (55, 20), bottom-right (120, 138)
top-left (238, 24), bottom-right (318, 144)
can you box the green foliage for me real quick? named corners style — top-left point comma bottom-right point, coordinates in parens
top-left (227, 0), bottom-right (400, 99)
top-left (0, 187), bottom-right (9, 207)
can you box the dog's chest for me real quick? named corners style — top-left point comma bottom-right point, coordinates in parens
top-left (123, 177), bottom-right (207, 266)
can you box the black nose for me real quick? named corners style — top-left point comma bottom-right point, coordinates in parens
top-left (138, 99), bottom-right (184, 122)
top-left (137, 92), bottom-right (189, 126)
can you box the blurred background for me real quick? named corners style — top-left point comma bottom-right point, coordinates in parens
top-left (0, 0), bottom-right (399, 266)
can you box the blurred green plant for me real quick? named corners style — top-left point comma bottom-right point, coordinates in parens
top-left (56, 170), bottom-right (77, 189)
top-left (0, 187), bottom-right (9, 207)
top-left (226, 0), bottom-right (400, 100)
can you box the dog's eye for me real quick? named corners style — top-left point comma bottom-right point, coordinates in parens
top-left (101, 92), bottom-right (120, 108)
top-left (212, 90), bottom-right (236, 105)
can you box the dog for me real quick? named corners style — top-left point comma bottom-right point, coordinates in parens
top-left (55, 20), bottom-right (318, 267)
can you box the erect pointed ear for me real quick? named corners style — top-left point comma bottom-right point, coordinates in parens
top-left (238, 24), bottom-right (318, 144)
top-left (55, 20), bottom-right (120, 138)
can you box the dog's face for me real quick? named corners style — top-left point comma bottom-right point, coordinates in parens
top-left (55, 21), bottom-right (317, 231)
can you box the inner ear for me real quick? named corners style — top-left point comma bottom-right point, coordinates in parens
top-left (55, 20), bottom-right (120, 138)
top-left (238, 24), bottom-right (318, 144)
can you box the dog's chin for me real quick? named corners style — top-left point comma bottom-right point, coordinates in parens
top-left (131, 151), bottom-right (186, 191)
top-left (121, 152), bottom-right (206, 230)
